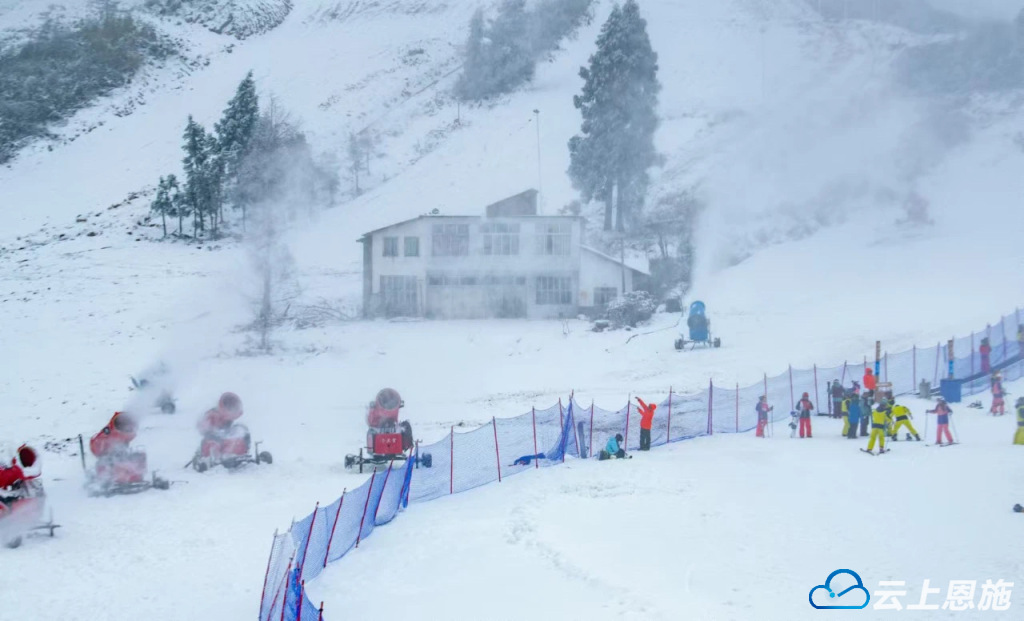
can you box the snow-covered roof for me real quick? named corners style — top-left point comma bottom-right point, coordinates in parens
top-left (581, 245), bottom-right (651, 276)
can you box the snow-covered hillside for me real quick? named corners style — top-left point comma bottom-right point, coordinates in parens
top-left (3, 0), bottom-right (1024, 619)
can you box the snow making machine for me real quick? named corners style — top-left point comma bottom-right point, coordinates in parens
top-left (675, 300), bottom-right (722, 350)
top-left (0, 445), bottom-right (59, 549)
top-left (189, 392), bottom-right (273, 473)
top-left (83, 411), bottom-right (170, 497)
top-left (345, 389), bottom-right (432, 473)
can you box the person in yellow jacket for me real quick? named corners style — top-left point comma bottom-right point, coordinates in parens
top-left (1015, 397), bottom-right (1024, 445)
top-left (889, 402), bottom-right (921, 442)
top-left (865, 405), bottom-right (892, 454)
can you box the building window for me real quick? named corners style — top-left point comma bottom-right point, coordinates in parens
top-left (594, 287), bottom-right (618, 307)
top-left (404, 236), bottom-right (419, 257)
top-left (432, 223), bottom-right (469, 256)
top-left (383, 236), bottom-right (399, 257)
top-left (481, 222), bottom-right (520, 256)
top-left (536, 222), bottom-right (572, 256)
top-left (380, 276), bottom-right (418, 316)
top-left (536, 276), bottom-right (572, 305)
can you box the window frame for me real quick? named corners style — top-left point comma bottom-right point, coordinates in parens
top-left (535, 276), bottom-right (573, 305)
top-left (481, 222), bottom-right (521, 256)
top-left (404, 236), bottom-right (420, 257)
top-left (382, 236), bottom-right (399, 257)
top-left (535, 221), bottom-right (572, 256)
top-left (431, 223), bottom-right (470, 257)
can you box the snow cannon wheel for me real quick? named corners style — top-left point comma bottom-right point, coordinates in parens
top-left (713, 338), bottom-right (721, 348)
top-left (420, 453), bottom-right (432, 468)
top-left (674, 338), bottom-right (684, 351)
top-left (153, 476), bottom-right (170, 491)
top-left (257, 451), bottom-right (273, 465)
top-left (344, 455), bottom-right (356, 469)
top-left (193, 460), bottom-right (208, 474)
top-left (4, 535), bottom-right (23, 549)
top-left (160, 400), bottom-right (176, 414)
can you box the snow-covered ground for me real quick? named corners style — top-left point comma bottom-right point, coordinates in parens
top-left (3, 0), bottom-right (1024, 619)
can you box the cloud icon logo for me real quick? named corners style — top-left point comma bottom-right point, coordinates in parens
top-left (809, 569), bottom-right (871, 610)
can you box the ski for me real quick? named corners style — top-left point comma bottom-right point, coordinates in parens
top-left (860, 448), bottom-right (889, 456)
top-left (859, 449), bottom-right (876, 456)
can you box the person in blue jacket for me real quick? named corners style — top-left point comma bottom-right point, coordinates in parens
top-left (599, 434), bottom-right (626, 460)
top-left (845, 394), bottom-right (862, 439)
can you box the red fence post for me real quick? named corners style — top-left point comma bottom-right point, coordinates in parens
top-left (666, 388), bottom-right (673, 442)
top-left (259, 530), bottom-right (278, 620)
top-left (788, 365), bottom-right (795, 411)
top-left (297, 581), bottom-right (304, 620)
top-left (531, 408), bottom-right (539, 469)
top-left (319, 601), bottom-right (324, 621)
top-left (271, 555), bottom-right (294, 621)
top-left (735, 383), bottom-right (739, 432)
top-left (707, 380), bottom-right (714, 435)
top-left (355, 471), bottom-right (377, 548)
top-left (933, 342), bottom-right (941, 385)
top-left (372, 460), bottom-right (394, 523)
top-left (299, 502), bottom-right (319, 578)
top-left (323, 489), bottom-right (346, 567)
top-left (492, 417), bottom-right (502, 482)
top-left (624, 399), bottom-right (631, 448)
top-left (449, 426), bottom-right (454, 494)
top-left (589, 402), bottom-right (594, 458)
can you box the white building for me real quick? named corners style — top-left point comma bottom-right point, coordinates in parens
top-left (358, 190), bottom-right (649, 319)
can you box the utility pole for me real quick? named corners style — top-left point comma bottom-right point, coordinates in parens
top-left (533, 109), bottom-right (543, 214)
top-left (620, 235), bottom-right (626, 294)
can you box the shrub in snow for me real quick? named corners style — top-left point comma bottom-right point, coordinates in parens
top-left (605, 291), bottom-right (656, 328)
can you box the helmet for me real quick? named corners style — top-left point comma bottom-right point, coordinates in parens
top-left (802, 392), bottom-right (809, 399)
top-left (615, 434), bottom-right (624, 443)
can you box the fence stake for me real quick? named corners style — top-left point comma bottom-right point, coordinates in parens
top-left (319, 601), bottom-right (324, 621)
top-left (372, 460), bottom-right (394, 524)
top-left (840, 361), bottom-right (848, 385)
top-left (299, 502), bottom-right (319, 579)
top-left (735, 383), bottom-right (739, 432)
top-left (667, 388), bottom-right (673, 442)
top-left (297, 581), bottom-right (304, 620)
top-left (933, 342), bottom-right (941, 385)
top-left (788, 365), bottom-right (794, 411)
top-left (971, 332), bottom-right (975, 376)
top-left (589, 402), bottom-right (595, 457)
top-left (258, 530), bottom-right (278, 621)
top-left (707, 379), bottom-right (714, 435)
top-left (812, 364), bottom-right (820, 414)
top-left (1001, 316), bottom-right (1008, 362)
top-left (763, 373), bottom-right (769, 437)
top-left (269, 554), bottom-right (294, 621)
top-left (531, 408), bottom-right (539, 469)
top-left (569, 397), bottom-right (581, 457)
top-left (492, 417), bottom-right (502, 482)
top-left (355, 470), bottom-right (377, 548)
top-left (884, 352), bottom-right (888, 383)
top-left (449, 426), bottom-right (454, 494)
top-left (559, 398), bottom-right (564, 432)
top-left (912, 345), bottom-right (917, 393)
top-left (323, 489), bottom-right (346, 567)
top-left (624, 398), bottom-right (631, 448)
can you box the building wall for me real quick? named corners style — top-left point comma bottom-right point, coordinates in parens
top-left (579, 250), bottom-right (635, 309)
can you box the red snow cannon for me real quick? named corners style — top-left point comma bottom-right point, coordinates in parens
top-left (190, 392), bottom-right (272, 473)
top-left (345, 389), bottom-right (431, 473)
top-left (0, 445), bottom-right (57, 548)
top-left (84, 412), bottom-right (169, 496)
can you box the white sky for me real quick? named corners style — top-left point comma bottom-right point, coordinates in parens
top-left (928, 0), bottom-right (1019, 20)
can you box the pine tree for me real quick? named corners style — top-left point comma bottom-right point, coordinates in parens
top-left (152, 176), bottom-right (170, 238)
top-left (488, 0), bottom-right (534, 91)
top-left (568, 0), bottom-right (661, 232)
top-left (455, 9), bottom-right (488, 100)
top-left (182, 115), bottom-right (211, 238)
top-left (216, 71), bottom-right (259, 220)
top-left (165, 173), bottom-right (184, 237)
top-left (204, 131), bottom-right (224, 237)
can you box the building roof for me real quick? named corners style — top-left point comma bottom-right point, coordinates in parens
top-left (581, 245), bottom-right (651, 276)
top-left (358, 213), bottom-right (580, 241)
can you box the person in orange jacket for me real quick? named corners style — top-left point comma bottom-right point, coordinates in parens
top-left (796, 392), bottom-right (814, 438)
top-left (635, 397), bottom-right (657, 451)
top-left (863, 368), bottom-right (878, 398)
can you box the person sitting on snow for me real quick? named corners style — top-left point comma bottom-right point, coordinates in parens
top-left (991, 371), bottom-right (1006, 416)
top-left (599, 434), bottom-right (626, 460)
top-left (198, 392), bottom-right (244, 440)
top-left (889, 402), bottom-right (921, 441)
top-left (90, 411), bottom-right (139, 462)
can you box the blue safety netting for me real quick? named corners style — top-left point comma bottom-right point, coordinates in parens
top-left (262, 307), bottom-right (1024, 620)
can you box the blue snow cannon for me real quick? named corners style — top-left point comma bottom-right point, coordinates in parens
top-left (674, 300), bottom-right (721, 350)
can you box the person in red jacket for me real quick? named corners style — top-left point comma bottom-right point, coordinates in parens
top-left (635, 397), bottom-right (657, 451)
top-left (979, 338), bottom-right (992, 374)
top-left (796, 392), bottom-right (814, 438)
top-left (863, 368), bottom-right (878, 398)
top-left (990, 371), bottom-right (1006, 416)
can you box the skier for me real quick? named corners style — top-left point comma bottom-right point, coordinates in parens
top-left (990, 371), bottom-right (1006, 416)
top-left (889, 402), bottom-right (921, 441)
top-left (755, 396), bottom-right (772, 438)
top-left (830, 379), bottom-right (844, 419)
top-left (859, 392), bottom-right (872, 437)
top-left (864, 404), bottom-right (892, 454)
top-left (796, 392), bottom-right (814, 438)
top-left (926, 399), bottom-right (955, 446)
top-left (599, 434), bottom-right (626, 460)
top-left (788, 411), bottom-right (799, 438)
top-left (863, 368), bottom-right (877, 399)
top-left (635, 397), bottom-right (657, 451)
top-left (1015, 397), bottom-right (1024, 445)
top-left (844, 393), bottom-right (862, 439)
top-left (979, 337), bottom-right (992, 374)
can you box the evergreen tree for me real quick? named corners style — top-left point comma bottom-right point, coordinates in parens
top-left (568, 0), bottom-right (661, 232)
top-left (165, 173), bottom-right (184, 237)
top-left (152, 176), bottom-right (171, 238)
top-left (182, 115), bottom-right (211, 238)
top-left (455, 9), bottom-right (488, 100)
top-left (487, 0), bottom-right (534, 94)
top-left (216, 71), bottom-right (259, 218)
top-left (204, 131), bottom-right (224, 236)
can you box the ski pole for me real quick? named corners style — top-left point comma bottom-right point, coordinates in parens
top-left (950, 416), bottom-right (961, 443)
top-left (78, 434), bottom-right (86, 472)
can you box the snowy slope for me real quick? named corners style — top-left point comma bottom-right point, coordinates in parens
top-left (3, 0), bottom-right (1024, 619)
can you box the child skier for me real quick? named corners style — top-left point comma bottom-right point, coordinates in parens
top-left (788, 411), bottom-right (799, 438)
top-left (865, 404), bottom-right (892, 454)
top-left (635, 397), bottom-right (657, 451)
top-left (990, 371), bottom-right (1006, 416)
top-left (830, 379), bottom-right (844, 418)
top-left (599, 434), bottom-right (626, 460)
top-left (755, 396), bottom-right (772, 437)
top-left (889, 402), bottom-right (921, 441)
top-left (927, 399), bottom-right (955, 446)
top-left (796, 392), bottom-right (814, 438)
top-left (1015, 397), bottom-right (1024, 445)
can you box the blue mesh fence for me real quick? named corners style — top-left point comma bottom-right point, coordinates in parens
top-left (263, 306), bottom-right (1023, 620)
